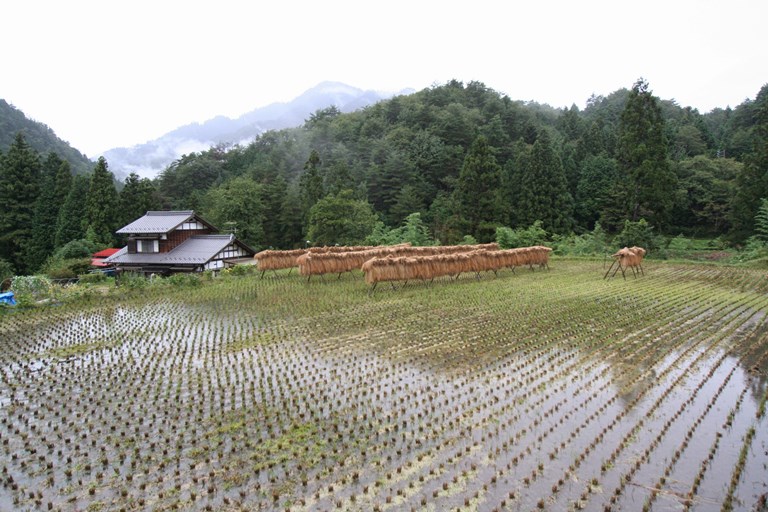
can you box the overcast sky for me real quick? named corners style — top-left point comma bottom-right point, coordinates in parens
top-left (3, 0), bottom-right (766, 157)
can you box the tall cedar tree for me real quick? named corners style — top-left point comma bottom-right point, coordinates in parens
top-left (28, 153), bottom-right (68, 270)
top-left (118, 172), bottom-right (159, 228)
top-left (575, 155), bottom-right (619, 228)
top-left (259, 170), bottom-right (288, 248)
top-left (616, 78), bottom-right (676, 227)
top-left (454, 135), bottom-right (502, 240)
top-left (278, 185), bottom-right (305, 248)
top-left (85, 157), bottom-right (119, 247)
top-left (0, 133), bottom-right (41, 274)
top-left (517, 130), bottom-right (574, 233)
top-left (729, 84), bottom-right (768, 241)
top-left (55, 175), bottom-right (89, 247)
top-left (299, 150), bottom-right (324, 223)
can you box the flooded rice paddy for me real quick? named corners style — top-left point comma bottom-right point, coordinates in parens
top-left (0, 260), bottom-right (766, 511)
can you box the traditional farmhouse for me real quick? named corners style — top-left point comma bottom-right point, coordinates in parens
top-left (106, 211), bottom-right (256, 275)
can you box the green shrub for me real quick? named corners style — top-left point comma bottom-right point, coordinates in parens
top-left (224, 264), bottom-right (257, 277)
top-left (365, 213), bottom-right (439, 247)
top-left (166, 273), bottom-right (202, 287)
top-left (728, 237), bottom-right (768, 265)
top-left (54, 239), bottom-right (103, 260)
top-left (552, 223), bottom-right (610, 256)
top-left (614, 219), bottom-right (663, 253)
top-left (42, 258), bottom-right (93, 280)
top-left (118, 272), bottom-right (149, 289)
top-left (496, 221), bottom-right (549, 249)
top-left (11, 275), bottom-right (52, 300)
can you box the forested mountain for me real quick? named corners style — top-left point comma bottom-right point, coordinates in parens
top-left (152, 79), bottom-right (767, 248)
top-left (2, 78), bottom-right (767, 280)
top-left (0, 99), bottom-right (93, 175)
top-left (101, 82), bottom-right (410, 179)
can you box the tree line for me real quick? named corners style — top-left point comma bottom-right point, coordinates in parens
top-left (0, 136), bottom-right (158, 277)
top-left (1, 78), bottom-right (767, 279)
top-left (152, 78), bottom-right (766, 249)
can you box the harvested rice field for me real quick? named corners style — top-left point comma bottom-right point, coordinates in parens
top-left (0, 260), bottom-right (766, 511)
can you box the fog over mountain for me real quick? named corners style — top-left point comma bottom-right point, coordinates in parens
top-left (103, 82), bottom-right (411, 179)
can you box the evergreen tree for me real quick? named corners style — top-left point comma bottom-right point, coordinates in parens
top-left (85, 157), bottom-right (119, 246)
top-left (259, 171), bottom-right (288, 248)
top-left (753, 198), bottom-right (768, 242)
top-left (368, 150), bottom-right (417, 220)
top-left (53, 159), bottom-right (73, 209)
top-left (672, 155), bottom-right (739, 234)
top-left (498, 140), bottom-right (529, 227)
top-left (517, 130), bottom-right (574, 233)
top-left (575, 154), bottom-right (619, 228)
top-left (389, 184), bottom-right (426, 226)
top-left (453, 135), bottom-right (502, 240)
top-left (55, 175), bottom-right (89, 247)
top-left (118, 172), bottom-right (159, 228)
top-left (298, 150), bottom-right (324, 222)
top-left (28, 153), bottom-right (66, 271)
top-left (426, 192), bottom-right (463, 245)
top-left (325, 161), bottom-right (354, 196)
top-left (278, 185), bottom-right (305, 248)
top-left (557, 104), bottom-right (584, 141)
top-left (616, 78), bottom-right (676, 227)
top-left (0, 132), bottom-right (42, 274)
top-left (729, 84), bottom-right (768, 241)
top-left (578, 119), bottom-right (611, 159)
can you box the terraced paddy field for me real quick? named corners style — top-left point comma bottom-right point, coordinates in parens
top-left (0, 260), bottom-right (766, 511)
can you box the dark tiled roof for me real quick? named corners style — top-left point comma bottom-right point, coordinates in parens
top-left (116, 211), bottom-right (199, 235)
top-left (106, 235), bottom-right (253, 266)
top-left (162, 235), bottom-right (237, 264)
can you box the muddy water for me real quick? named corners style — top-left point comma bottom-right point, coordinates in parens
top-left (2, 269), bottom-right (768, 511)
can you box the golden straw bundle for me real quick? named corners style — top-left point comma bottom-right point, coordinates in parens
top-left (254, 249), bottom-right (308, 271)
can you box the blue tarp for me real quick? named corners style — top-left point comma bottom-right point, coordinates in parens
top-left (0, 292), bottom-right (17, 306)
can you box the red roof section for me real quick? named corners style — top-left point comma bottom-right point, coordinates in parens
top-left (93, 248), bottom-right (120, 258)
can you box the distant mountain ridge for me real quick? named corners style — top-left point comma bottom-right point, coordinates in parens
top-left (103, 82), bottom-right (412, 179)
top-left (0, 99), bottom-right (93, 175)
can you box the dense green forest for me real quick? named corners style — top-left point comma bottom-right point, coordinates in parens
top-left (1, 78), bottom-right (767, 279)
top-left (0, 100), bottom-right (93, 175)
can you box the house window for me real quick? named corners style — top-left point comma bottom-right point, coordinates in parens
top-left (137, 240), bottom-right (159, 253)
top-left (179, 220), bottom-right (205, 230)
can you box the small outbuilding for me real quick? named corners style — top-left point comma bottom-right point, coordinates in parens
top-left (91, 248), bottom-right (120, 268)
top-left (106, 211), bottom-right (256, 275)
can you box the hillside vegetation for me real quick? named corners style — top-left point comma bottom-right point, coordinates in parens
top-left (150, 78), bottom-right (767, 249)
top-left (0, 99), bottom-right (92, 174)
top-left (2, 78), bottom-right (768, 278)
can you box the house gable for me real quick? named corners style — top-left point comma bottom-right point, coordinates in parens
top-left (115, 211), bottom-right (217, 255)
top-left (204, 240), bottom-right (255, 270)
